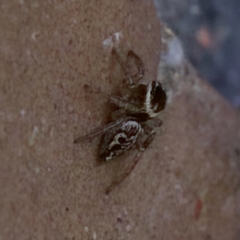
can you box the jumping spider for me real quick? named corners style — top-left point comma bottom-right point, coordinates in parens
top-left (74, 49), bottom-right (167, 194)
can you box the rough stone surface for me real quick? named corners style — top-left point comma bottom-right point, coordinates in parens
top-left (0, 1), bottom-right (239, 240)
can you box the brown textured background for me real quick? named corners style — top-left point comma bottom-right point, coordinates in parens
top-left (0, 0), bottom-right (239, 239)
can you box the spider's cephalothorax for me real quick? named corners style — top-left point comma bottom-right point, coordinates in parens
top-left (110, 80), bottom-right (166, 121)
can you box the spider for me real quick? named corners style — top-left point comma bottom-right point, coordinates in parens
top-left (74, 49), bottom-right (167, 194)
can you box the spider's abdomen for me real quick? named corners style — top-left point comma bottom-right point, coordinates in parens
top-left (99, 120), bottom-right (142, 161)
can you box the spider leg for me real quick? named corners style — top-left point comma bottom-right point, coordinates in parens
top-left (73, 118), bottom-right (129, 144)
top-left (105, 152), bottom-right (142, 195)
top-left (112, 49), bottom-right (129, 77)
top-left (112, 49), bottom-right (145, 86)
top-left (140, 130), bottom-right (156, 151)
top-left (127, 50), bottom-right (144, 84)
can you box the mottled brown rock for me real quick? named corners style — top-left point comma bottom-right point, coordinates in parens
top-left (0, 0), bottom-right (239, 240)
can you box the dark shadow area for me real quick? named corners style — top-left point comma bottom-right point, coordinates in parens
top-left (155, 0), bottom-right (240, 108)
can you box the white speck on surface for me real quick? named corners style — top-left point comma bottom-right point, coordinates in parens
top-left (26, 49), bottom-right (31, 56)
top-left (102, 32), bottom-right (123, 50)
top-left (31, 31), bottom-right (40, 40)
top-left (34, 166), bottom-right (40, 174)
top-left (123, 207), bottom-right (128, 216)
top-left (104, 194), bottom-right (109, 200)
top-left (174, 184), bottom-right (181, 190)
top-left (93, 231), bottom-right (97, 239)
top-left (116, 214), bottom-right (122, 223)
top-left (102, 36), bottom-right (113, 50)
top-left (126, 224), bottom-right (131, 232)
top-left (84, 226), bottom-right (89, 232)
top-left (71, 18), bottom-right (77, 24)
top-left (20, 109), bottom-right (26, 117)
top-left (70, 18), bottom-right (77, 28)
top-left (164, 146), bottom-right (169, 151)
top-left (165, 88), bottom-right (173, 104)
top-left (86, 110), bottom-right (92, 117)
top-left (147, 23), bottom-right (152, 30)
top-left (47, 167), bottom-right (51, 172)
top-left (29, 126), bottom-right (39, 146)
top-left (192, 83), bottom-right (202, 92)
top-left (113, 31), bottom-right (123, 43)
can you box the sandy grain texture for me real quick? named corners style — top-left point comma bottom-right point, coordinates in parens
top-left (0, 1), bottom-right (239, 239)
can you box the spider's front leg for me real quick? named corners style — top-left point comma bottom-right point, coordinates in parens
top-left (112, 49), bottom-right (144, 86)
top-left (126, 50), bottom-right (144, 85)
top-left (137, 127), bottom-right (156, 152)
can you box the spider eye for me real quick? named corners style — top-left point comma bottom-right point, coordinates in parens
top-left (150, 82), bottom-right (167, 113)
top-left (118, 137), bottom-right (126, 144)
